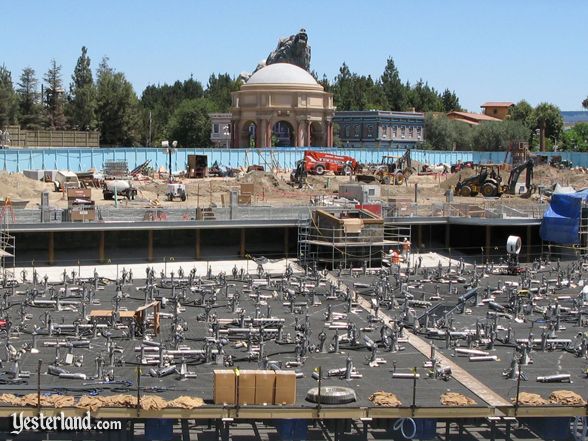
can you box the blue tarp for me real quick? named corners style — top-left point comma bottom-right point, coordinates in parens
top-left (540, 189), bottom-right (588, 244)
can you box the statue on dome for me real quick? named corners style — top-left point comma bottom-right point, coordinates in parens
top-left (241, 29), bottom-right (312, 81)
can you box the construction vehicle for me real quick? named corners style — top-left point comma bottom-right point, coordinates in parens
top-left (102, 180), bottom-right (137, 200)
top-left (289, 159), bottom-right (308, 187)
top-left (300, 150), bottom-right (359, 176)
top-left (454, 159), bottom-right (534, 198)
top-left (53, 171), bottom-right (80, 192)
top-left (373, 149), bottom-right (414, 185)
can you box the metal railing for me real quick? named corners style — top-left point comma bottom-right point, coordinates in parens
top-left (5, 200), bottom-right (547, 226)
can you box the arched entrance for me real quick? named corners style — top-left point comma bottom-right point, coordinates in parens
top-left (272, 121), bottom-right (295, 147)
top-left (240, 121), bottom-right (257, 147)
top-left (310, 121), bottom-right (326, 147)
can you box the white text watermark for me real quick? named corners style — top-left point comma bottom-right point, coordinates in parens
top-left (10, 411), bottom-right (122, 435)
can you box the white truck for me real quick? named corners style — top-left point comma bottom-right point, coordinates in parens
top-left (102, 180), bottom-right (137, 200)
top-left (165, 182), bottom-right (187, 201)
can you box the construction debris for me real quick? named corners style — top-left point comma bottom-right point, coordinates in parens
top-left (440, 392), bottom-right (477, 406)
top-left (548, 390), bottom-right (587, 406)
top-left (369, 391), bottom-right (402, 407)
top-left (512, 392), bottom-right (548, 406)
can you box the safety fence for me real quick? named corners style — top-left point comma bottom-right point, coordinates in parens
top-left (5, 201), bottom-right (547, 226)
top-left (1, 147), bottom-right (587, 173)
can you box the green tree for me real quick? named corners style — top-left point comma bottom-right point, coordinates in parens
top-left (441, 88), bottom-right (461, 112)
top-left (583, 97), bottom-right (588, 109)
top-left (17, 67), bottom-right (44, 129)
top-left (530, 102), bottom-right (563, 151)
top-left (0, 65), bottom-right (17, 128)
top-left (407, 80), bottom-right (443, 112)
top-left (509, 100), bottom-right (533, 126)
top-left (423, 113), bottom-right (472, 150)
top-left (68, 46), bottom-right (96, 130)
top-left (140, 77), bottom-right (205, 145)
top-left (331, 62), bottom-right (354, 110)
top-left (205, 73), bottom-right (241, 112)
top-left (471, 120), bottom-right (530, 151)
top-left (380, 57), bottom-right (406, 111)
top-left (95, 58), bottom-right (140, 146)
top-left (165, 98), bottom-right (218, 147)
top-left (562, 122), bottom-right (588, 151)
top-left (44, 59), bottom-right (67, 129)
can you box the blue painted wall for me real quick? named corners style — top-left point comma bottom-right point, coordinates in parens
top-left (1, 147), bottom-right (586, 173)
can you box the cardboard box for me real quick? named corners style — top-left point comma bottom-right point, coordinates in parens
top-left (237, 370), bottom-right (256, 405)
top-left (274, 370), bottom-right (296, 405)
top-left (255, 371), bottom-right (275, 405)
top-left (214, 370), bottom-right (236, 405)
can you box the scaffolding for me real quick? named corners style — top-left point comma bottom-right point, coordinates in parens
top-left (0, 204), bottom-right (15, 284)
top-left (297, 208), bottom-right (411, 269)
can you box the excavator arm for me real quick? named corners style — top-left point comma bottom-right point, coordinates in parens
top-left (506, 159), bottom-right (534, 195)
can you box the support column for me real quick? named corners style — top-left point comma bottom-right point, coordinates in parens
top-left (195, 229), bottom-right (201, 259)
top-left (444, 225), bottom-right (450, 249)
top-left (526, 225), bottom-right (532, 262)
top-left (147, 230), bottom-right (154, 262)
top-left (98, 231), bottom-right (105, 264)
top-left (284, 227), bottom-right (289, 258)
top-left (240, 229), bottom-right (246, 258)
top-left (417, 224), bottom-right (423, 249)
top-left (296, 122), bottom-right (302, 147)
top-left (256, 119), bottom-right (262, 148)
top-left (306, 121), bottom-right (311, 146)
top-left (48, 232), bottom-right (55, 265)
top-left (485, 225), bottom-right (491, 261)
top-left (266, 121), bottom-right (272, 148)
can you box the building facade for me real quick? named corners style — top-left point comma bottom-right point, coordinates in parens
top-left (230, 63), bottom-right (335, 148)
top-left (333, 110), bottom-right (425, 148)
top-left (480, 102), bottom-right (514, 120)
top-left (209, 113), bottom-right (232, 148)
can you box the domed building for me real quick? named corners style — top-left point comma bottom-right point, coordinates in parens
top-left (229, 63), bottom-right (335, 148)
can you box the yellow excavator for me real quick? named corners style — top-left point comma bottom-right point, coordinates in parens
top-left (454, 159), bottom-right (534, 198)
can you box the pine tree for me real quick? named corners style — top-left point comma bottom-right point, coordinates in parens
top-left (441, 89), bottom-right (461, 112)
top-left (17, 67), bottom-right (43, 129)
top-left (0, 65), bottom-right (17, 128)
top-left (44, 59), bottom-right (67, 129)
top-left (380, 57), bottom-right (406, 111)
top-left (69, 46), bottom-right (96, 130)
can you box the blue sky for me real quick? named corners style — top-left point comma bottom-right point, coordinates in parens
top-left (2, 0), bottom-right (587, 112)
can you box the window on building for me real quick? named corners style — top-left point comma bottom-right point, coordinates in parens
top-left (213, 124), bottom-right (219, 134)
top-left (367, 125), bottom-right (373, 138)
top-left (345, 125), bottom-right (350, 138)
top-left (417, 127), bottom-right (422, 138)
top-left (409, 126), bottom-right (414, 138)
top-left (401, 126), bottom-right (406, 137)
top-left (354, 125), bottom-right (360, 137)
top-left (392, 126), bottom-right (397, 137)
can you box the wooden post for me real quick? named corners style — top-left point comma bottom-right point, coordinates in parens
top-left (48, 232), bottom-right (54, 265)
top-left (485, 225), bottom-right (491, 261)
top-left (98, 231), bottom-right (105, 263)
top-left (147, 230), bottom-right (154, 262)
top-left (240, 229), bottom-right (246, 258)
top-left (526, 225), bottom-right (532, 263)
top-left (195, 229), bottom-right (201, 259)
top-left (284, 227), bottom-right (289, 258)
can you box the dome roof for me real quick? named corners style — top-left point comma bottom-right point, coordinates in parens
top-left (246, 63), bottom-right (319, 86)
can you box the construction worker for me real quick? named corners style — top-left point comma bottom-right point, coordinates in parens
top-left (391, 249), bottom-right (400, 265)
top-left (402, 237), bottom-right (411, 261)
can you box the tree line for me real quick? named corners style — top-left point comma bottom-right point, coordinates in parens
top-left (0, 47), bottom-right (242, 147)
top-left (0, 47), bottom-right (586, 150)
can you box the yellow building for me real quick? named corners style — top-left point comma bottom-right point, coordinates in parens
top-left (230, 63), bottom-right (335, 148)
top-left (480, 102), bottom-right (514, 120)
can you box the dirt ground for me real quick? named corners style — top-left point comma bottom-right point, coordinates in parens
top-left (2, 163), bottom-right (587, 210)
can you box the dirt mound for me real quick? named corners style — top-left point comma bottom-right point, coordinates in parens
top-left (440, 392), bottom-right (477, 406)
top-left (238, 171), bottom-right (290, 192)
top-left (369, 391), bottom-right (402, 407)
top-left (439, 169), bottom-right (476, 190)
top-left (0, 171), bottom-right (50, 202)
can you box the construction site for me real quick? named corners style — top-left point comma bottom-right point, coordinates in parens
top-left (0, 146), bottom-right (586, 441)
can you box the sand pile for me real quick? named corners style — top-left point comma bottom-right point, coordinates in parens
top-left (440, 169), bottom-right (476, 190)
top-left (513, 392), bottom-right (548, 406)
top-left (238, 171), bottom-right (290, 192)
top-left (548, 390), bottom-right (586, 406)
top-left (0, 171), bottom-right (50, 201)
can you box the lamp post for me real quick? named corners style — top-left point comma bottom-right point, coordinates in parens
top-left (161, 140), bottom-right (178, 183)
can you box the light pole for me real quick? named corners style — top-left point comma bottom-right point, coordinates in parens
top-left (161, 140), bottom-right (178, 182)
